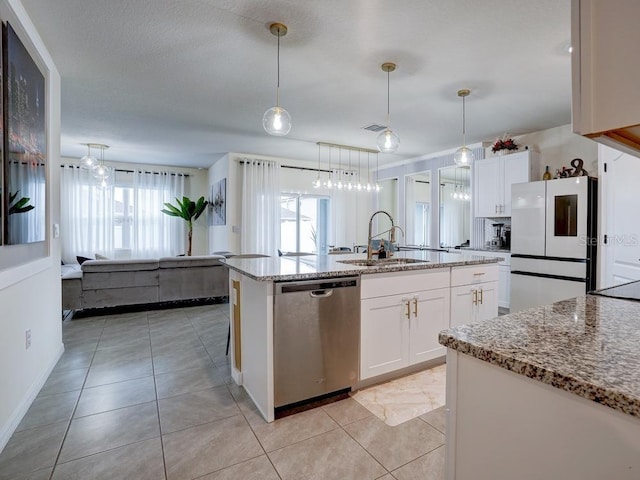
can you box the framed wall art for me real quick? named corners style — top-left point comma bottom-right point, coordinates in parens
top-left (209, 177), bottom-right (226, 226)
top-left (2, 21), bottom-right (46, 245)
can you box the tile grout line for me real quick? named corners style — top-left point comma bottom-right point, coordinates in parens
top-left (148, 313), bottom-right (170, 480)
top-left (46, 316), bottom-right (106, 480)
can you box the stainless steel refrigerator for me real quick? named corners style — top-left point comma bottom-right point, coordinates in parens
top-left (510, 176), bottom-right (597, 312)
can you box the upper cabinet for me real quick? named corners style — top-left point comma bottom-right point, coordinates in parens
top-left (572, 0), bottom-right (640, 156)
top-left (474, 150), bottom-right (534, 218)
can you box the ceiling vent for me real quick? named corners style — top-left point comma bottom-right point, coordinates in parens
top-left (362, 123), bottom-right (387, 132)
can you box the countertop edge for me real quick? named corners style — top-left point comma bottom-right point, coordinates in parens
top-left (438, 331), bottom-right (640, 418)
top-left (223, 257), bottom-right (498, 282)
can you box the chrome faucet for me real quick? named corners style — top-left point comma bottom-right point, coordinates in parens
top-left (367, 210), bottom-right (405, 260)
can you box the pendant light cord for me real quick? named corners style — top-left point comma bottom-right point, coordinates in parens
top-left (276, 28), bottom-right (281, 107)
top-left (386, 70), bottom-right (391, 125)
top-left (462, 94), bottom-right (466, 147)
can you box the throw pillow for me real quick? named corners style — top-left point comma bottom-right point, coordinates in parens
top-left (95, 253), bottom-right (109, 260)
top-left (76, 255), bottom-right (94, 265)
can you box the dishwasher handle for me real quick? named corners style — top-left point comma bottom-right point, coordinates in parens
top-left (310, 289), bottom-right (333, 298)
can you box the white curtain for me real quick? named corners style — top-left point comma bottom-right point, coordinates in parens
top-left (241, 159), bottom-right (280, 256)
top-left (60, 165), bottom-right (186, 263)
top-left (60, 165), bottom-right (114, 263)
top-left (132, 170), bottom-right (186, 257)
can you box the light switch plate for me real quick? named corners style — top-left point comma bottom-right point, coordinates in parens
top-left (53, 223), bottom-right (60, 238)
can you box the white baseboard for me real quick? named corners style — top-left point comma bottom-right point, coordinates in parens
top-left (0, 343), bottom-right (65, 452)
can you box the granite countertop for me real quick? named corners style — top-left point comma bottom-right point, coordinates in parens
top-left (458, 246), bottom-right (511, 253)
top-left (222, 251), bottom-right (498, 282)
top-left (439, 294), bottom-right (640, 418)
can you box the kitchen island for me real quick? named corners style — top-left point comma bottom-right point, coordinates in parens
top-left (439, 294), bottom-right (640, 480)
top-left (223, 251), bottom-right (499, 422)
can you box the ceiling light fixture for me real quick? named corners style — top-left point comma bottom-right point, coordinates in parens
top-left (376, 62), bottom-right (400, 153)
top-left (80, 143), bottom-right (98, 170)
top-left (454, 89), bottom-right (474, 167)
top-left (80, 143), bottom-right (113, 187)
top-left (263, 22), bottom-right (292, 136)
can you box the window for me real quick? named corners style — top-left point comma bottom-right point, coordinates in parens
top-left (60, 166), bottom-right (186, 262)
top-left (281, 194), bottom-right (330, 254)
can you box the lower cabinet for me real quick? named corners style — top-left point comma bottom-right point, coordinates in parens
top-left (450, 281), bottom-right (499, 328)
top-left (360, 287), bottom-right (450, 380)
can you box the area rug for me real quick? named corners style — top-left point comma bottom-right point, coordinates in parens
top-left (350, 364), bottom-right (446, 426)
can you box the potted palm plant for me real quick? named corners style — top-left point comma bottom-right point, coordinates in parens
top-left (161, 196), bottom-right (208, 256)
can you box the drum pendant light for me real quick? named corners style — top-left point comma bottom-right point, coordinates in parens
top-left (263, 23), bottom-right (292, 136)
top-left (454, 89), bottom-right (474, 167)
top-left (376, 62), bottom-right (400, 153)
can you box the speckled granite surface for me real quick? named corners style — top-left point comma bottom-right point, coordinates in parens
top-left (439, 294), bottom-right (640, 417)
top-left (222, 251), bottom-right (498, 282)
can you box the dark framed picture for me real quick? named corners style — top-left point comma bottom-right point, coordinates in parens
top-left (209, 178), bottom-right (226, 226)
top-left (3, 22), bottom-right (46, 244)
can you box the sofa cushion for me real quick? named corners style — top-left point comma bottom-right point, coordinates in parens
top-left (82, 258), bottom-right (159, 272)
top-left (61, 264), bottom-right (82, 280)
top-left (159, 255), bottom-right (224, 269)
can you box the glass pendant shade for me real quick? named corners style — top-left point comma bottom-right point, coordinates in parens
top-left (263, 106), bottom-right (291, 136)
top-left (377, 128), bottom-right (400, 153)
top-left (454, 146), bottom-right (474, 167)
top-left (80, 154), bottom-right (97, 169)
top-left (92, 164), bottom-right (112, 180)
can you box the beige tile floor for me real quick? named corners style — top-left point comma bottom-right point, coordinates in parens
top-left (0, 303), bottom-right (446, 480)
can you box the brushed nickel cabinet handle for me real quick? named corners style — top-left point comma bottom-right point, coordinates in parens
top-left (472, 289), bottom-right (478, 306)
top-left (479, 288), bottom-right (484, 305)
top-left (412, 296), bottom-right (418, 317)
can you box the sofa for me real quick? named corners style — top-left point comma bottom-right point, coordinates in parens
top-left (61, 255), bottom-right (229, 311)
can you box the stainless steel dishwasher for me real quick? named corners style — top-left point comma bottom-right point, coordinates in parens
top-left (273, 276), bottom-right (360, 408)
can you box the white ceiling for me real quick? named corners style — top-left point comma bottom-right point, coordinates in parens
top-left (20, 0), bottom-right (572, 169)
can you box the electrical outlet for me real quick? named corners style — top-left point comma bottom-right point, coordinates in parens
top-left (25, 329), bottom-right (31, 349)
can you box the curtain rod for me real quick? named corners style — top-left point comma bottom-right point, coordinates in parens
top-left (238, 159), bottom-right (333, 174)
top-left (61, 165), bottom-right (190, 177)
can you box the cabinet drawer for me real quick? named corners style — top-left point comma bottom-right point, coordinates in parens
top-left (361, 268), bottom-right (450, 299)
top-left (451, 264), bottom-right (499, 287)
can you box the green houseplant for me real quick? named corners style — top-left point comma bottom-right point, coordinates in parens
top-left (161, 196), bottom-right (208, 256)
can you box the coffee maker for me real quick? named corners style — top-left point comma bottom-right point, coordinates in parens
top-left (491, 223), bottom-right (505, 248)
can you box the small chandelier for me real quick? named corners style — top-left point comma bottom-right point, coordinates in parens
top-left (263, 23), bottom-right (292, 136)
top-left (313, 142), bottom-right (381, 194)
top-left (376, 62), bottom-right (400, 153)
top-left (81, 143), bottom-right (112, 187)
top-left (454, 89), bottom-right (474, 167)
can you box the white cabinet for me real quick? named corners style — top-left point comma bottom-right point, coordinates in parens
top-left (450, 264), bottom-right (499, 328)
top-left (571, 0), bottom-right (640, 156)
top-left (474, 151), bottom-right (533, 217)
top-left (460, 250), bottom-right (511, 309)
top-left (360, 270), bottom-right (450, 380)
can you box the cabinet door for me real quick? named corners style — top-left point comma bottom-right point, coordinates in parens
top-left (409, 287), bottom-right (450, 364)
top-left (474, 158), bottom-right (501, 217)
top-left (501, 151), bottom-right (531, 217)
top-left (476, 281), bottom-right (499, 322)
top-left (361, 295), bottom-right (410, 379)
top-left (498, 265), bottom-right (510, 309)
top-left (450, 285), bottom-right (476, 328)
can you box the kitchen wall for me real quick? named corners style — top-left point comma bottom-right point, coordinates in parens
top-left (0, 0), bottom-right (62, 451)
top-left (509, 124), bottom-right (598, 180)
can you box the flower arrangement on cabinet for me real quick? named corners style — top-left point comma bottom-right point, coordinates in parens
top-left (491, 134), bottom-right (519, 154)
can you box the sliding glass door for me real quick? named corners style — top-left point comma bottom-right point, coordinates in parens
top-left (281, 194), bottom-right (330, 254)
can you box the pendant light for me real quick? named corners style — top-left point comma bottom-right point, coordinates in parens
top-left (263, 23), bottom-right (292, 136)
top-left (91, 144), bottom-right (112, 188)
top-left (80, 143), bottom-right (98, 169)
top-left (376, 62), bottom-right (400, 153)
top-left (454, 89), bottom-right (474, 167)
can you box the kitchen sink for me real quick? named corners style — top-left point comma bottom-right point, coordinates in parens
top-left (338, 258), bottom-right (429, 267)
